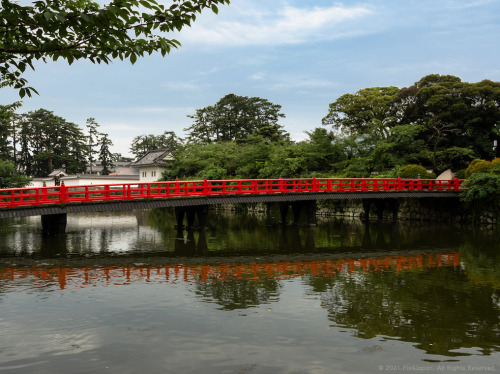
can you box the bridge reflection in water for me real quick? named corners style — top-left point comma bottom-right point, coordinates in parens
top-left (1, 252), bottom-right (460, 290)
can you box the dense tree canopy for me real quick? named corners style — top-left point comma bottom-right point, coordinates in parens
top-left (18, 108), bottom-right (87, 176)
top-left (321, 75), bottom-right (500, 174)
top-left (0, 0), bottom-right (230, 97)
top-left (322, 86), bottom-right (400, 137)
top-left (0, 104), bottom-right (117, 178)
top-left (185, 94), bottom-right (288, 144)
top-left (0, 101), bottom-right (21, 161)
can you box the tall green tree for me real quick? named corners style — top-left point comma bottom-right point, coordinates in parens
top-left (18, 108), bottom-right (87, 176)
top-left (185, 94), bottom-right (288, 144)
top-left (322, 86), bottom-right (400, 137)
top-left (86, 117), bottom-right (100, 173)
top-left (0, 0), bottom-right (230, 97)
top-left (0, 101), bottom-right (21, 162)
top-left (98, 133), bottom-right (114, 175)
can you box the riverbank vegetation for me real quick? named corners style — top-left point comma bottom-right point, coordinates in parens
top-left (160, 74), bottom-right (500, 181)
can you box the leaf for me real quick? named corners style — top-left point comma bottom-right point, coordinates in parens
top-left (211, 4), bottom-right (218, 14)
top-left (130, 53), bottom-right (137, 64)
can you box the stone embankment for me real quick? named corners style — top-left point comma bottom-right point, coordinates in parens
top-left (213, 198), bottom-right (498, 225)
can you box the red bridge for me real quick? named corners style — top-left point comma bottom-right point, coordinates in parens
top-left (0, 177), bottom-right (465, 234)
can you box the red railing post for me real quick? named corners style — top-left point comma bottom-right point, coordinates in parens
top-left (312, 177), bottom-right (317, 192)
top-left (41, 186), bottom-right (48, 202)
top-left (453, 178), bottom-right (459, 191)
top-left (397, 177), bottom-right (402, 191)
top-left (59, 183), bottom-right (68, 203)
top-left (203, 179), bottom-right (209, 195)
top-left (104, 185), bottom-right (110, 200)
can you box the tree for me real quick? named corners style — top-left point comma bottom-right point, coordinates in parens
top-left (0, 0), bottom-right (230, 97)
top-left (18, 108), bottom-right (87, 176)
top-left (86, 117), bottom-right (100, 173)
top-left (130, 131), bottom-right (180, 159)
top-left (0, 101), bottom-right (21, 162)
top-left (185, 94), bottom-right (288, 144)
top-left (0, 160), bottom-right (30, 188)
top-left (98, 133), bottom-right (114, 175)
top-left (395, 75), bottom-right (500, 166)
top-left (322, 86), bottom-right (400, 137)
top-left (298, 128), bottom-right (345, 173)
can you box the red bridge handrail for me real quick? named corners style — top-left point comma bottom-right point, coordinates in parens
top-left (0, 177), bottom-right (466, 209)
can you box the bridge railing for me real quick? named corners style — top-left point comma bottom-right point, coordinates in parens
top-left (0, 177), bottom-right (466, 209)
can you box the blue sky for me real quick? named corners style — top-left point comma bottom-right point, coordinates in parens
top-left (1, 0), bottom-right (500, 157)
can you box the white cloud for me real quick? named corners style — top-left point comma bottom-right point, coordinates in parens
top-left (179, 3), bottom-right (373, 46)
top-left (249, 72), bottom-right (265, 80)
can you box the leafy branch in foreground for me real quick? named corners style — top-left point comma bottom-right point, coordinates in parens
top-left (0, 0), bottom-right (230, 97)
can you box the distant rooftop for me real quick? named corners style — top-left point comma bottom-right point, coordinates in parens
top-left (129, 149), bottom-right (174, 167)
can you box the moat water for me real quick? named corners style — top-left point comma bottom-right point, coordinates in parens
top-left (0, 209), bottom-right (499, 374)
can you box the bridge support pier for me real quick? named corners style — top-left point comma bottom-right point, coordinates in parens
top-left (41, 213), bottom-right (67, 236)
top-left (362, 199), bottom-right (372, 221)
top-left (362, 199), bottom-right (400, 222)
top-left (279, 201), bottom-right (317, 226)
top-left (279, 203), bottom-right (289, 224)
top-left (388, 199), bottom-right (400, 221)
top-left (174, 205), bottom-right (208, 230)
top-left (374, 200), bottom-right (385, 222)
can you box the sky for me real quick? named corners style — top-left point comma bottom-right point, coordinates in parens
top-left (1, 0), bottom-right (500, 157)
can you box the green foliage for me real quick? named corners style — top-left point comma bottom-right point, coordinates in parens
top-left (322, 86), bottom-right (400, 136)
top-left (465, 159), bottom-right (493, 178)
top-left (399, 164), bottom-right (436, 179)
top-left (0, 160), bottom-right (31, 188)
top-left (460, 173), bottom-right (500, 213)
top-left (86, 117), bottom-right (100, 172)
top-left (160, 74), bottom-right (500, 182)
top-left (0, 102), bottom-right (22, 161)
top-left (98, 133), bottom-right (114, 175)
top-left (18, 108), bottom-right (87, 176)
top-left (202, 164), bottom-right (227, 180)
top-left (491, 158), bottom-right (500, 175)
top-left (321, 75), bottom-right (500, 175)
top-left (185, 94), bottom-right (288, 144)
top-left (0, 0), bottom-right (230, 97)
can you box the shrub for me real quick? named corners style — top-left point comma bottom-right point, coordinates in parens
top-left (460, 173), bottom-right (500, 216)
top-left (399, 164), bottom-right (436, 179)
top-left (200, 164), bottom-right (227, 180)
top-left (491, 158), bottom-right (500, 175)
top-left (464, 159), bottom-right (492, 178)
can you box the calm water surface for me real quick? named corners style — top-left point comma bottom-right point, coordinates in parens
top-left (0, 209), bottom-right (499, 374)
